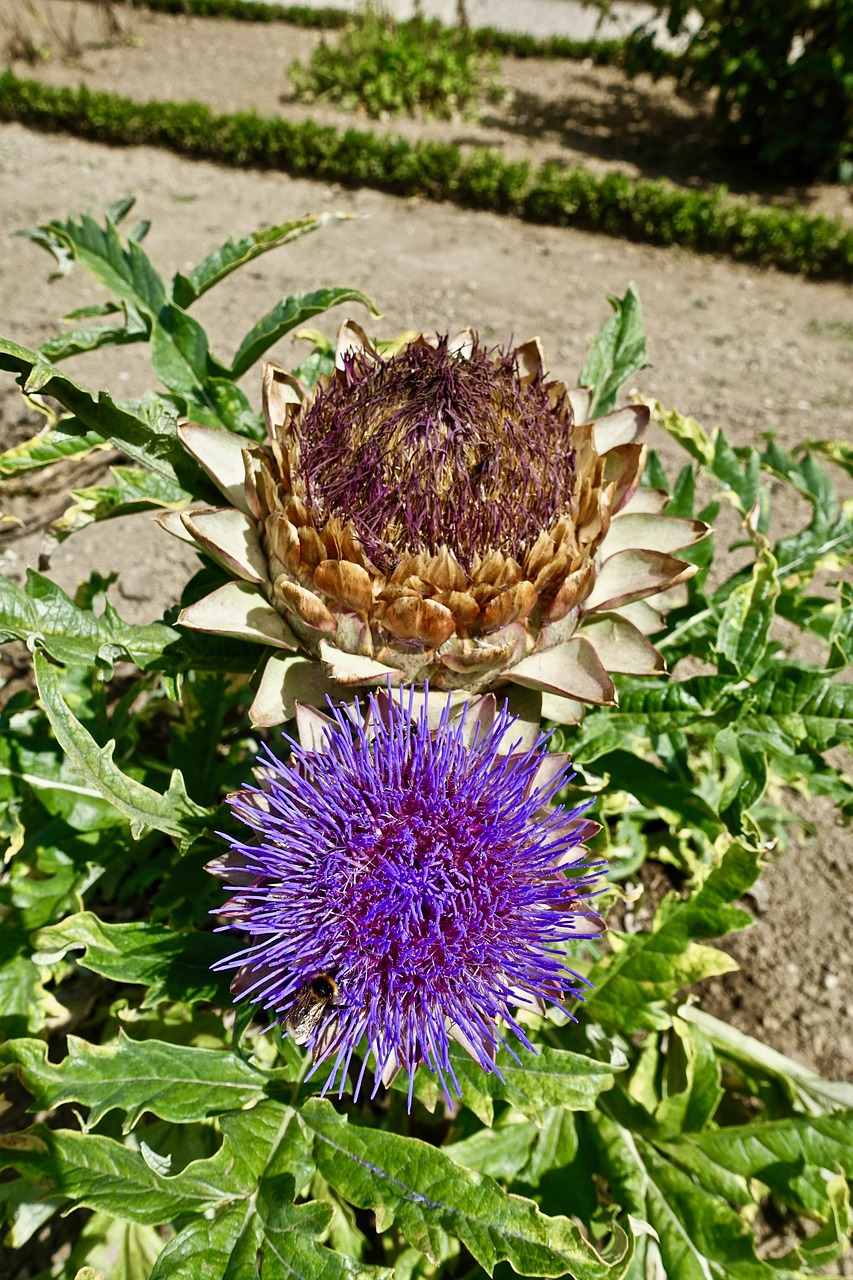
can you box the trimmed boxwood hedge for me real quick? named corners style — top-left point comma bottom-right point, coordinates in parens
top-left (1, 71), bottom-right (850, 279)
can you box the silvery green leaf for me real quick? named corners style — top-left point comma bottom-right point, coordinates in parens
top-left (301, 1098), bottom-right (635, 1277)
top-left (579, 285), bottom-right (648, 419)
top-left (33, 651), bottom-right (208, 838)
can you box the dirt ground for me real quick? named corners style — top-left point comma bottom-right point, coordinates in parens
top-left (0, 4), bottom-right (852, 1088)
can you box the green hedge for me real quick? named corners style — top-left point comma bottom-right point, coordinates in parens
top-left (127, 0), bottom-right (683, 74)
top-left (1, 71), bottom-right (850, 279)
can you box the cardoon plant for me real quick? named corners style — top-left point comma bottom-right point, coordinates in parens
top-left (209, 686), bottom-right (603, 1104)
top-left (169, 321), bottom-right (706, 728)
top-left (2, 202), bottom-right (852, 1279)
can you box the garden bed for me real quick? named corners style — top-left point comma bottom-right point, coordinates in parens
top-left (5, 0), bottom-right (852, 225)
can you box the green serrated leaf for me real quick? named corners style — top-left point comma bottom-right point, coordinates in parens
top-left (0, 340), bottom-right (202, 488)
top-left (797, 437), bottom-right (853, 479)
top-left (229, 287), bottom-right (378, 380)
top-left (21, 208), bottom-right (167, 311)
top-left (679, 1006), bottom-right (853, 1116)
top-left (39, 301), bottom-right (150, 363)
top-left (715, 543), bottom-right (779, 676)
top-left (592, 1114), bottom-right (804, 1280)
top-left (171, 212), bottom-right (350, 307)
top-left (0, 1032), bottom-right (268, 1131)
top-left (584, 843), bottom-right (759, 1033)
top-left (579, 285), bottom-right (649, 418)
top-left (406, 1042), bottom-right (621, 1125)
top-left (34, 650), bottom-right (208, 838)
top-left (68, 1212), bottom-right (164, 1280)
top-left (301, 1098), bottom-right (634, 1277)
top-left (0, 1123), bottom-right (238, 1225)
top-left (662, 1110), bottom-right (853, 1218)
top-left (57, 465), bottom-right (191, 536)
top-left (0, 424), bottom-right (106, 475)
top-left (30, 912), bottom-right (232, 1007)
top-left (0, 571), bottom-right (179, 670)
top-left (257, 1188), bottom-right (390, 1280)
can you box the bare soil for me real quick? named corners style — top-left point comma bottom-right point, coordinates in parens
top-left (0, 3), bottom-right (852, 1087)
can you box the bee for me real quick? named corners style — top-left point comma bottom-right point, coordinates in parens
top-left (284, 972), bottom-right (339, 1044)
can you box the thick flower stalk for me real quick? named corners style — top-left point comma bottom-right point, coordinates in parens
top-left (165, 322), bottom-right (705, 727)
top-left (208, 687), bottom-right (603, 1104)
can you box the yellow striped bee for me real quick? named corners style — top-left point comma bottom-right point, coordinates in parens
top-left (284, 973), bottom-right (339, 1044)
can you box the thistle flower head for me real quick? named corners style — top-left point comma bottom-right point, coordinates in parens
top-left (209, 687), bottom-right (603, 1104)
top-left (169, 321), bottom-right (707, 730)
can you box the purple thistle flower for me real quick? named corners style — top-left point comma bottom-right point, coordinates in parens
top-left (208, 687), bottom-right (604, 1105)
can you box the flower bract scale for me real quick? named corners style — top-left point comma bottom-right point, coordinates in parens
top-left (209, 687), bottom-right (603, 1104)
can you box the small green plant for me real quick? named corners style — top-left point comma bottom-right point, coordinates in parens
top-left (288, 5), bottom-right (503, 120)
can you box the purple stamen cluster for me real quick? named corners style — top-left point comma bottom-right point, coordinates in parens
top-left (297, 338), bottom-right (577, 572)
top-left (215, 689), bottom-right (602, 1104)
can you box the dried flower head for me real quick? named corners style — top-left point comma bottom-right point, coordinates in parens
top-left (208, 687), bottom-right (603, 1105)
top-left (298, 335), bottom-right (577, 573)
top-left (167, 322), bottom-right (705, 729)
